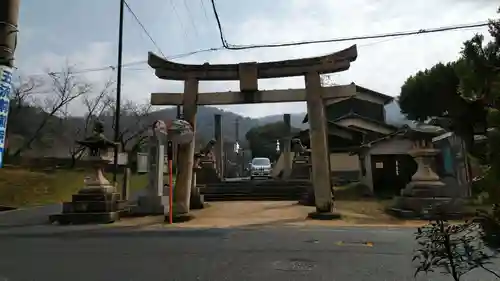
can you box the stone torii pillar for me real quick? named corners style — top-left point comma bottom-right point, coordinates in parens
top-left (174, 77), bottom-right (198, 217)
top-left (305, 72), bottom-right (336, 217)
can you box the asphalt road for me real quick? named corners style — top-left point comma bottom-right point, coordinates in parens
top-left (0, 219), bottom-right (498, 281)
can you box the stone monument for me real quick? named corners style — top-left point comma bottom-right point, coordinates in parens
top-left (389, 126), bottom-right (466, 219)
top-left (196, 139), bottom-right (220, 184)
top-left (49, 121), bottom-right (123, 224)
top-left (291, 138), bottom-right (312, 180)
top-left (190, 151), bottom-right (206, 209)
top-left (131, 120), bottom-right (168, 215)
top-left (291, 138), bottom-right (316, 206)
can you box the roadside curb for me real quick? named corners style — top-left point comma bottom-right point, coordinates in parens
top-left (0, 206), bottom-right (16, 212)
top-left (0, 204), bottom-right (57, 215)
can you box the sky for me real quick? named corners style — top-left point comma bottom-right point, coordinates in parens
top-left (15, 0), bottom-right (499, 118)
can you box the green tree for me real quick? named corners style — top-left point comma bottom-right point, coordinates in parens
top-left (245, 122), bottom-right (299, 161)
top-left (412, 9), bottom-right (500, 280)
top-left (398, 61), bottom-right (487, 152)
top-left (457, 8), bottom-right (500, 203)
top-left (399, 62), bottom-right (460, 121)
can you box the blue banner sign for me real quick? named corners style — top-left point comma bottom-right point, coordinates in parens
top-left (0, 66), bottom-right (13, 168)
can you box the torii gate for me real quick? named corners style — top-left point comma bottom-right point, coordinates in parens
top-left (148, 45), bottom-right (359, 219)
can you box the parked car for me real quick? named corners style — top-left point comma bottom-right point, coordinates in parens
top-left (249, 157), bottom-right (272, 180)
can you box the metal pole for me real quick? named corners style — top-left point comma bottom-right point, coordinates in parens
top-left (0, 0), bottom-right (20, 167)
top-left (113, 0), bottom-right (125, 185)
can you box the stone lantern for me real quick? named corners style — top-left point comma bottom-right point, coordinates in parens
top-left (49, 121), bottom-right (123, 224)
top-left (76, 121), bottom-right (118, 194)
top-left (390, 125), bottom-right (465, 219)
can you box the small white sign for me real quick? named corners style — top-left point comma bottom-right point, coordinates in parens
top-left (161, 195), bottom-right (170, 215)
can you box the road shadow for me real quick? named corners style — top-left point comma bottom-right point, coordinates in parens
top-left (0, 224), bottom-right (233, 239)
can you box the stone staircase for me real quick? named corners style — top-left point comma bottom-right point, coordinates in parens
top-left (200, 179), bottom-right (313, 202)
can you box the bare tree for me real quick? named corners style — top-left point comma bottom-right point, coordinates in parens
top-left (101, 96), bottom-right (152, 170)
top-left (120, 100), bottom-right (152, 152)
top-left (11, 66), bottom-right (91, 157)
top-left (66, 79), bottom-right (115, 165)
top-left (9, 75), bottom-right (43, 117)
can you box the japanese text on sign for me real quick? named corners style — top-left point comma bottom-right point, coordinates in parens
top-left (0, 65), bottom-right (13, 168)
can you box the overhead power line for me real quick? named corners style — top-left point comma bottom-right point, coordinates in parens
top-left (183, 0), bottom-right (201, 37)
top-left (228, 21), bottom-right (491, 50)
top-left (168, 0), bottom-right (190, 42)
top-left (209, 0), bottom-right (229, 48)
top-left (199, 0), bottom-right (211, 23)
top-left (31, 19), bottom-right (492, 77)
top-left (208, 0), bottom-right (492, 50)
top-left (123, 0), bottom-right (167, 58)
top-left (36, 47), bottom-right (225, 76)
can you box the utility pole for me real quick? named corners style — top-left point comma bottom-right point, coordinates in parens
top-left (0, 0), bottom-right (20, 167)
top-left (113, 0), bottom-right (125, 188)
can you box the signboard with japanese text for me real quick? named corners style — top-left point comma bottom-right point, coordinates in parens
top-left (0, 65), bottom-right (13, 168)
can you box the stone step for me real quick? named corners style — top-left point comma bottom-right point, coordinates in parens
top-left (392, 196), bottom-right (466, 214)
top-left (203, 194), bottom-right (304, 201)
top-left (62, 200), bottom-right (127, 213)
top-left (72, 192), bottom-right (121, 202)
top-left (49, 211), bottom-right (120, 225)
top-left (203, 184), bottom-right (309, 188)
top-left (388, 207), bottom-right (469, 220)
top-left (201, 188), bottom-right (307, 195)
top-left (405, 188), bottom-right (453, 198)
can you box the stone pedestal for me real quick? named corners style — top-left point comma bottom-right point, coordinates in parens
top-left (49, 156), bottom-right (124, 224)
top-left (389, 139), bottom-right (465, 219)
top-left (190, 166), bottom-right (205, 210)
top-left (197, 157), bottom-right (221, 184)
top-left (291, 155), bottom-right (311, 180)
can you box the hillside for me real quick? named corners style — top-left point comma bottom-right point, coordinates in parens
top-left (6, 102), bottom-right (409, 158)
top-left (250, 101), bottom-right (408, 128)
top-left (384, 101), bottom-right (414, 126)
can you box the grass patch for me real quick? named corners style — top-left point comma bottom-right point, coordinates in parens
top-left (0, 167), bottom-right (149, 208)
top-left (336, 200), bottom-right (399, 223)
top-left (334, 182), bottom-right (373, 200)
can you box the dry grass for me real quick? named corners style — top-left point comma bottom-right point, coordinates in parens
top-left (335, 200), bottom-right (404, 224)
top-left (0, 167), bottom-right (148, 208)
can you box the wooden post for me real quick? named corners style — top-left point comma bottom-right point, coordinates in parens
top-left (214, 114), bottom-right (223, 179)
top-left (283, 114), bottom-right (292, 179)
top-left (174, 77), bottom-right (198, 214)
top-left (122, 167), bottom-right (131, 201)
top-left (304, 72), bottom-right (334, 214)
